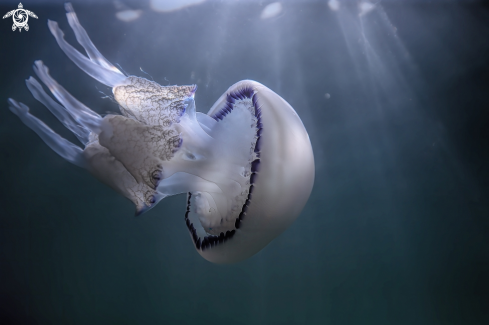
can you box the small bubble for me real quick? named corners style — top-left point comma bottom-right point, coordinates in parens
top-left (325, 93), bottom-right (331, 99)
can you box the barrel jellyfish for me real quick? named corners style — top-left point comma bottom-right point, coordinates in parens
top-left (7, 4), bottom-right (315, 263)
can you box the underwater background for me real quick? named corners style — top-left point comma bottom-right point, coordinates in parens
top-left (1, 0), bottom-right (488, 324)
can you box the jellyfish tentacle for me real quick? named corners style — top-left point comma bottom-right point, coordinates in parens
top-left (7, 98), bottom-right (87, 168)
top-left (25, 76), bottom-right (91, 145)
top-left (64, 3), bottom-right (122, 74)
top-left (32, 60), bottom-right (102, 134)
top-left (47, 20), bottom-right (126, 87)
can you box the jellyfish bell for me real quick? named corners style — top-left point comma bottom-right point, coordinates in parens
top-left (7, 3), bottom-right (315, 263)
top-left (194, 81), bottom-right (315, 263)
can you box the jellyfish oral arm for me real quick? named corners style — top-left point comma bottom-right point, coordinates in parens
top-left (48, 4), bottom-right (126, 87)
top-left (7, 98), bottom-right (86, 168)
top-left (7, 3), bottom-right (315, 263)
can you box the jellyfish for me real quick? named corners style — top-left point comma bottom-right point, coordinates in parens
top-left (7, 4), bottom-right (315, 264)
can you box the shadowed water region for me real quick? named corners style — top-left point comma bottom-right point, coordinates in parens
top-left (1, 0), bottom-right (488, 324)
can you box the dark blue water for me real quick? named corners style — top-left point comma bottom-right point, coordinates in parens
top-left (1, 0), bottom-right (488, 324)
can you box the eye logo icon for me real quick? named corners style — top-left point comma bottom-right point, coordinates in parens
top-left (3, 3), bottom-right (38, 32)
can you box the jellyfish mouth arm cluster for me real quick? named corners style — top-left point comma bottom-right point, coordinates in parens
top-left (7, 3), bottom-right (315, 263)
